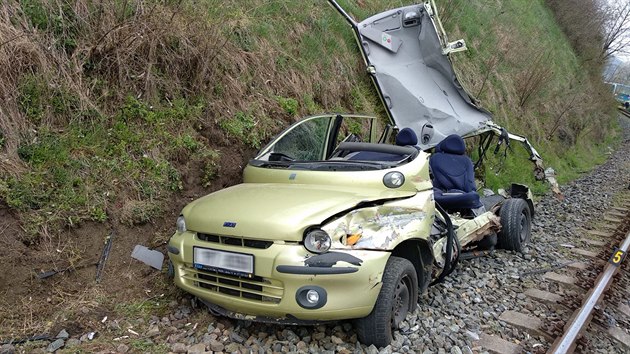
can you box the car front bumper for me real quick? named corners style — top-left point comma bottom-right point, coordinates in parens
top-left (167, 231), bottom-right (390, 321)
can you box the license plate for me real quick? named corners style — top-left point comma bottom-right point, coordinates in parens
top-left (193, 247), bottom-right (254, 277)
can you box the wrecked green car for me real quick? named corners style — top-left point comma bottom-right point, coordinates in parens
top-left (167, 1), bottom-right (553, 346)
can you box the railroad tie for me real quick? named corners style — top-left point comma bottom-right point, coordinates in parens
top-left (544, 272), bottom-right (577, 287)
top-left (603, 215), bottom-right (623, 223)
top-left (567, 262), bottom-right (589, 270)
top-left (572, 248), bottom-right (600, 258)
top-left (478, 333), bottom-right (521, 354)
top-left (498, 311), bottom-right (552, 340)
top-left (607, 326), bottom-right (630, 350)
top-left (581, 238), bottom-right (606, 247)
top-left (607, 211), bottom-right (627, 218)
top-left (587, 230), bottom-right (612, 238)
top-left (524, 288), bottom-right (564, 307)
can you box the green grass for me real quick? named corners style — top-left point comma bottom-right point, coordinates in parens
top-left (1, 94), bottom-right (220, 240)
top-left (114, 298), bottom-right (170, 318)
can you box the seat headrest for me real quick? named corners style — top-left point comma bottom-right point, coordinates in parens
top-left (396, 128), bottom-right (418, 146)
top-left (436, 134), bottom-right (465, 155)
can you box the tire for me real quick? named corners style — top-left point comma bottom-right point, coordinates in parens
top-left (355, 256), bottom-right (418, 347)
top-left (167, 260), bottom-right (175, 278)
top-left (497, 198), bottom-right (532, 252)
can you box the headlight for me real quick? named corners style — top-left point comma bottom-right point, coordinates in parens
top-left (176, 215), bottom-right (186, 233)
top-left (304, 229), bottom-right (331, 254)
top-left (383, 171), bottom-right (405, 188)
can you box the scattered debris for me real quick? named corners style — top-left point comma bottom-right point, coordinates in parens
top-left (131, 245), bottom-right (164, 270)
top-left (79, 332), bottom-right (96, 342)
top-left (0, 334), bottom-right (51, 345)
top-left (101, 316), bottom-right (107, 323)
top-left (545, 167), bottom-right (563, 199)
top-left (127, 329), bottom-right (139, 336)
top-left (96, 232), bottom-right (114, 283)
top-left (55, 330), bottom-right (68, 340)
top-left (560, 243), bottom-right (575, 248)
top-left (46, 338), bottom-right (64, 352)
top-left (37, 262), bottom-right (98, 280)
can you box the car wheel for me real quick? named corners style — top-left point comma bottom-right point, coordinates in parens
top-left (355, 256), bottom-right (418, 347)
top-left (497, 198), bottom-right (532, 252)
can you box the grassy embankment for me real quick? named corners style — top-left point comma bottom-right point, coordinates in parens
top-left (0, 0), bottom-right (619, 240)
top-left (0, 0), bottom-right (620, 339)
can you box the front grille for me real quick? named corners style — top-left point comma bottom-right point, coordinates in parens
top-left (181, 265), bottom-right (283, 304)
top-left (197, 233), bottom-right (273, 249)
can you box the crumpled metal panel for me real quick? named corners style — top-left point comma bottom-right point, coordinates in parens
top-left (323, 191), bottom-right (434, 250)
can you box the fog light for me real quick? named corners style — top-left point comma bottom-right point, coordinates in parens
top-left (306, 290), bottom-right (320, 304)
top-left (296, 286), bottom-right (327, 309)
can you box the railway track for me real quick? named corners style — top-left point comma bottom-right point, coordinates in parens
top-left (478, 192), bottom-right (630, 353)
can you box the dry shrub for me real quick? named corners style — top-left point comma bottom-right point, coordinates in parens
top-left (79, 2), bottom-right (224, 101)
top-left (0, 1), bottom-right (225, 165)
top-left (514, 48), bottom-right (553, 108)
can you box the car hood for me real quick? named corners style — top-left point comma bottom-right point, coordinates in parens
top-left (356, 3), bottom-right (492, 149)
top-left (183, 183), bottom-right (415, 241)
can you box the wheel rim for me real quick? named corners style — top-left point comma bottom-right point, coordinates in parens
top-left (519, 212), bottom-right (529, 242)
top-left (391, 275), bottom-right (411, 328)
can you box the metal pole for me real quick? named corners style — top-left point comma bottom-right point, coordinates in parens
top-left (327, 0), bottom-right (358, 28)
top-left (548, 231), bottom-right (630, 354)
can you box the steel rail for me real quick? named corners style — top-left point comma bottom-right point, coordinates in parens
top-left (548, 230), bottom-right (630, 354)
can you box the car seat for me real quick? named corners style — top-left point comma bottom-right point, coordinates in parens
top-left (429, 134), bottom-right (482, 211)
top-left (395, 128), bottom-right (418, 146)
top-left (346, 128), bottom-right (418, 161)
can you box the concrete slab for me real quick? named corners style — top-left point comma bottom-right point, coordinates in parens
top-left (498, 311), bottom-right (547, 338)
top-left (479, 333), bottom-right (521, 354)
top-left (618, 303), bottom-right (630, 318)
top-left (572, 248), bottom-right (599, 258)
top-left (581, 238), bottom-right (606, 247)
top-left (544, 272), bottom-right (576, 285)
top-left (567, 262), bottom-right (589, 270)
top-left (608, 326), bottom-right (630, 350)
top-left (587, 230), bottom-right (611, 237)
top-left (524, 288), bottom-right (563, 304)
top-left (603, 216), bottom-right (622, 223)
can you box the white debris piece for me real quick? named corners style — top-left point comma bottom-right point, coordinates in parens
top-left (131, 245), bottom-right (164, 270)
